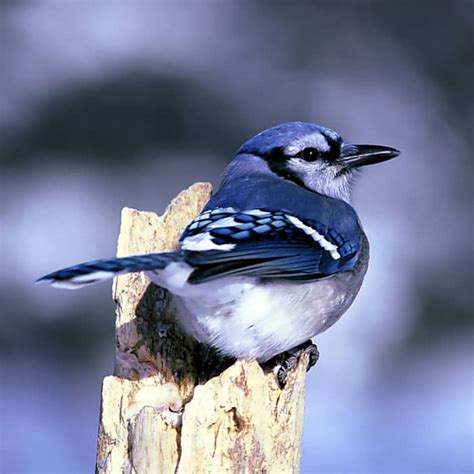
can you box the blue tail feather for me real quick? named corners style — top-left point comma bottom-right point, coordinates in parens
top-left (37, 252), bottom-right (181, 289)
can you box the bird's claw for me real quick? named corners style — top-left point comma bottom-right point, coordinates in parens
top-left (266, 340), bottom-right (319, 388)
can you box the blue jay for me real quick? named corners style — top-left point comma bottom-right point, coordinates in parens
top-left (38, 122), bottom-right (399, 384)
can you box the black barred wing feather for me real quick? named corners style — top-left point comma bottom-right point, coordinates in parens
top-left (179, 208), bottom-right (359, 284)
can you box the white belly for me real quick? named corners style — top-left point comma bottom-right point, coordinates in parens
top-left (147, 259), bottom-right (365, 362)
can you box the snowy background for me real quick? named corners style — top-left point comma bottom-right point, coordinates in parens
top-left (1, 2), bottom-right (473, 473)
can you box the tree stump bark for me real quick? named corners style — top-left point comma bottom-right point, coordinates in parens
top-left (95, 183), bottom-right (309, 473)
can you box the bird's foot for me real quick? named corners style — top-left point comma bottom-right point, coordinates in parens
top-left (265, 340), bottom-right (319, 389)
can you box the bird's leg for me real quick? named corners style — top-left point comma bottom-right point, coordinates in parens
top-left (264, 340), bottom-right (319, 388)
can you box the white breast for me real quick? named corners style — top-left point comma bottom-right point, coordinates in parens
top-left (147, 260), bottom-right (365, 362)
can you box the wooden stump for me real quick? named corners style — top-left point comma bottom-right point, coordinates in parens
top-left (95, 183), bottom-right (309, 473)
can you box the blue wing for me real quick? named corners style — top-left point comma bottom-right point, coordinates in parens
top-left (179, 208), bottom-right (360, 284)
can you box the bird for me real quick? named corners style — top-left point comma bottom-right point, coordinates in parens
top-left (38, 122), bottom-right (399, 385)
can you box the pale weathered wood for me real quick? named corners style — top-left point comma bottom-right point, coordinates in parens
top-left (96, 182), bottom-right (309, 474)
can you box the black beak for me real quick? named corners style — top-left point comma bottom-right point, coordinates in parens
top-left (338, 144), bottom-right (400, 169)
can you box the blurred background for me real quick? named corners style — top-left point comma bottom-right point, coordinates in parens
top-left (0, 1), bottom-right (472, 472)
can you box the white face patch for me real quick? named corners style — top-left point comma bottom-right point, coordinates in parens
top-left (285, 158), bottom-right (353, 203)
top-left (276, 130), bottom-right (355, 202)
top-left (284, 132), bottom-right (330, 155)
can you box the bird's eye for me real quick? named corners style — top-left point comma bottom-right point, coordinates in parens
top-left (298, 148), bottom-right (320, 162)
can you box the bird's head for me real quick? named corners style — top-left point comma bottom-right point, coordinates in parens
top-left (236, 122), bottom-right (400, 203)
